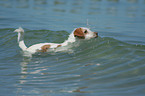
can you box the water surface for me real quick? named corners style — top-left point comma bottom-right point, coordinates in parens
top-left (0, 0), bottom-right (145, 96)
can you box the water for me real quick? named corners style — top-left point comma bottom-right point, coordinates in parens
top-left (0, 0), bottom-right (145, 96)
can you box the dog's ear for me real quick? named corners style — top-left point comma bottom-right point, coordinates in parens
top-left (74, 28), bottom-right (85, 39)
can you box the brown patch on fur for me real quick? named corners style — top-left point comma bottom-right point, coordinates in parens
top-left (39, 45), bottom-right (51, 52)
top-left (54, 45), bottom-right (62, 50)
top-left (74, 28), bottom-right (85, 39)
top-left (57, 45), bottom-right (62, 48)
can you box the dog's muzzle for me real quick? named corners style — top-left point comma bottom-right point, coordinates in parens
top-left (94, 32), bottom-right (98, 38)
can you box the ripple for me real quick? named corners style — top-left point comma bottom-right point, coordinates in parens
top-left (0, 28), bottom-right (145, 95)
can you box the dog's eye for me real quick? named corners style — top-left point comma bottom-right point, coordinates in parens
top-left (84, 30), bottom-right (88, 34)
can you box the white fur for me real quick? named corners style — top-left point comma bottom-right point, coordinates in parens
top-left (14, 27), bottom-right (97, 54)
top-left (14, 27), bottom-right (27, 51)
top-left (83, 28), bottom-right (97, 39)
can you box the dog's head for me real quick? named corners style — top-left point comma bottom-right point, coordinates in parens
top-left (73, 27), bottom-right (98, 39)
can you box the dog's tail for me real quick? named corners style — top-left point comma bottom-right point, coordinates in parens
top-left (14, 27), bottom-right (27, 51)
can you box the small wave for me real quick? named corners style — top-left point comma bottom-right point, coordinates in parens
top-left (1, 28), bottom-right (145, 94)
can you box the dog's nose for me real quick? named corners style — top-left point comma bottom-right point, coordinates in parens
top-left (95, 32), bottom-right (98, 35)
top-left (94, 32), bottom-right (98, 38)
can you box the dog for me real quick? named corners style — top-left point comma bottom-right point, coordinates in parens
top-left (14, 27), bottom-right (98, 54)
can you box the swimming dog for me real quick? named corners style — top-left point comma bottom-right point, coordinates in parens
top-left (14, 27), bottom-right (98, 54)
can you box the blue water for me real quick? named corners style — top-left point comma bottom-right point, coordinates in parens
top-left (0, 0), bottom-right (145, 96)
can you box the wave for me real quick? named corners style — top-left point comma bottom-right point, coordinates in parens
top-left (1, 28), bottom-right (145, 63)
top-left (1, 28), bottom-right (145, 94)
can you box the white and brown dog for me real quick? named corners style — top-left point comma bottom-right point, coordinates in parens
top-left (14, 27), bottom-right (98, 54)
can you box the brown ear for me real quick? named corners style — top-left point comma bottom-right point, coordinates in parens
top-left (74, 28), bottom-right (85, 39)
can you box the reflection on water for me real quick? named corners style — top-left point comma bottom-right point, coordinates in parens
top-left (0, 28), bottom-right (145, 95)
top-left (15, 35), bottom-right (145, 95)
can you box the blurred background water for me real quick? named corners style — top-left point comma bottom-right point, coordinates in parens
top-left (0, 0), bottom-right (145, 96)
